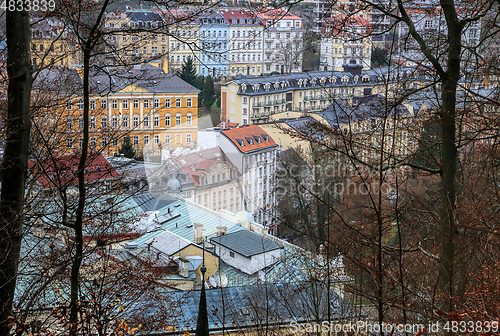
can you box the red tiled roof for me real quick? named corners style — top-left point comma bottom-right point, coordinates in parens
top-left (172, 147), bottom-right (240, 186)
top-left (194, 158), bottom-right (217, 171)
top-left (322, 14), bottom-right (372, 35)
top-left (219, 10), bottom-right (260, 25)
top-left (221, 125), bottom-right (277, 153)
top-left (258, 9), bottom-right (302, 21)
top-left (29, 152), bottom-right (120, 191)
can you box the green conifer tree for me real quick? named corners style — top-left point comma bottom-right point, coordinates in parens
top-left (119, 135), bottom-right (136, 158)
top-left (179, 57), bottom-right (197, 86)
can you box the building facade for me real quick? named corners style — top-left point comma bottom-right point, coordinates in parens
top-left (170, 147), bottom-right (243, 213)
top-left (220, 10), bottom-right (265, 77)
top-left (218, 125), bottom-right (278, 225)
top-left (198, 12), bottom-right (231, 77)
top-left (319, 15), bottom-right (372, 71)
top-left (35, 65), bottom-right (199, 157)
top-left (258, 9), bottom-right (304, 75)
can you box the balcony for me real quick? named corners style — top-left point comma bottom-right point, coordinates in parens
top-left (251, 112), bottom-right (271, 120)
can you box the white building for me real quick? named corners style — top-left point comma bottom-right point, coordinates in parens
top-left (258, 9), bottom-right (304, 74)
top-left (218, 125), bottom-right (278, 225)
top-left (210, 230), bottom-right (282, 275)
top-left (220, 10), bottom-right (265, 77)
top-left (320, 14), bottom-right (372, 71)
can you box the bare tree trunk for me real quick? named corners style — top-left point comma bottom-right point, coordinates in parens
top-left (0, 9), bottom-right (32, 336)
top-left (69, 47), bottom-right (90, 336)
top-left (438, 0), bottom-right (462, 315)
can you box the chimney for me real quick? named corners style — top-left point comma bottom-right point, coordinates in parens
top-left (179, 257), bottom-right (189, 277)
top-left (216, 225), bottom-right (227, 236)
top-left (193, 222), bottom-right (204, 243)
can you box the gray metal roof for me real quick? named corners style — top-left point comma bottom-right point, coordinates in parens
top-left (210, 230), bottom-right (282, 257)
top-left (132, 282), bottom-right (358, 332)
top-left (145, 229), bottom-right (193, 256)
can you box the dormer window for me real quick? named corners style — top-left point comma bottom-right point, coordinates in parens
top-left (253, 136), bottom-right (262, 143)
top-left (236, 139), bottom-right (245, 147)
top-left (261, 134), bottom-right (269, 141)
top-left (245, 137), bottom-right (254, 145)
top-left (241, 84), bottom-right (247, 92)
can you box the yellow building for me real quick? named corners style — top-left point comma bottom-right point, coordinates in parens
top-left (31, 18), bottom-right (74, 67)
top-left (104, 9), bottom-right (170, 70)
top-left (166, 20), bottom-right (201, 74)
top-left (221, 70), bottom-right (377, 126)
top-left (35, 65), bottom-right (199, 157)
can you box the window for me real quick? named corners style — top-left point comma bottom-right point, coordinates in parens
top-left (102, 137), bottom-right (108, 147)
top-left (186, 115), bottom-right (192, 126)
top-left (154, 116), bottom-right (160, 127)
top-left (90, 137), bottom-right (96, 149)
top-left (112, 116), bottom-right (118, 128)
top-left (101, 100), bottom-right (107, 110)
top-left (66, 117), bottom-right (73, 130)
top-left (112, 137), bottom-right (118, 146)
top-left (78, 117), bottom-right (84, 130)
top-left (112, 100), bottom-right (118, 109)
top-left (133, 116), bottom-right (139, 128)
top-left (90, 100), bottom-right (96, 110)
top-left (67, 138), bottom-right (73, 148)
top-left (123, 100), bottom-right (128, 109)
top-left (165, 99), bottom-right (171, 108)
top-left (79, 138), bottom-right (83, 148)
top-left (144, 99), bottom-right (149, 108)
top-left (123, 116), bottom-right (129, 128)
top-left (133, 99), bottom-right (139, 109)
top-left (186, 133), bottom-right (192, 143)
top-left (144, 116), bottom-right (149, 128)
top-left (144, 135), bottom-right (150, 145)
top-left (187, 98), bottom-right (192, 107)
top-left (176, 115), bottom-right (181, 126)
top-left (154, 99), bottom-right (160, 108)
top-left (128, 136), bottom-right (137, 147)
top-left (67, 100), bottom-right (73, 110)
top-left (154, 134), bottom-right (160, 144)
top-left (78, 99), bottom-right (84, 110)
top-left (165, 115), bottom-right (171, 127)
top-left (90, 117), bottom-right (96, 129)
top-left (165, 134), bottom-right (171, 144)
top-left (176, 98), bottom-right (181, 107)
top-left (229, 251), bottom-right (235, 258)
